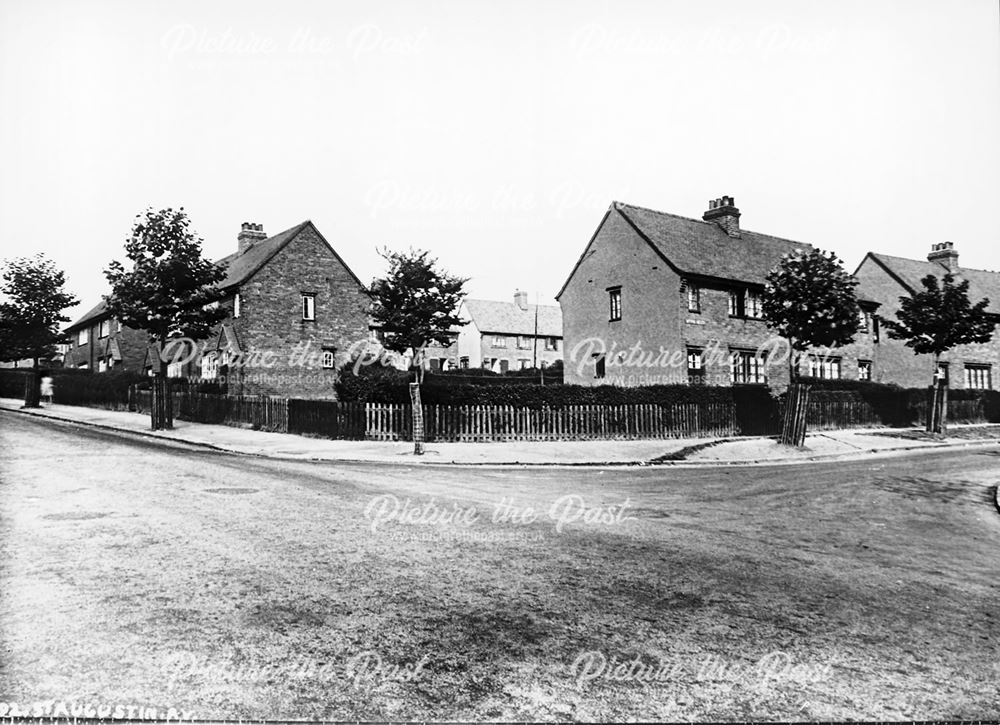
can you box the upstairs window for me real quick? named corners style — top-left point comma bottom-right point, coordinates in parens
top-left (545, 337), bottom-right (559, 351)
top-left (687, 284), bottom-right (701, 313)
top-left (608, 287), bottom-right (622, 321)
top-left (98, 319), bottom-right (111, 338)
top-left (728, 290), bottom-right (743, 318)
top-left (492, 335), bottom-right (506, 348)
top-left (78, 328), bottom-right (89, 346)
top-left (517, 336), bottom-right (531, 350)
top-left (301, 293), bottom-right (316, 321)
top-left (745, 290), bottom-right (763, 319)
top-left (233, 293), bottom-right (242, 318)
top-left (965, 364), bottom-right (991, 390)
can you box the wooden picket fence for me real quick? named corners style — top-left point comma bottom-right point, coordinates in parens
top-left (130, 388), bottom-right (990, 443)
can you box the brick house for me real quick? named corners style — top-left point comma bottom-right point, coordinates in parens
top-left (853, 243), bottom-right (999, 390)
top-left (455, 292), bottom-right (563, 372)
top-left (63, 220), bottom-right (370, 399)
top-left (557, 196), bottom-right (881, 388)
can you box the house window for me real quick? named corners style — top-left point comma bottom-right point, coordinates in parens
top-left (858, 360), bottom-right (872, 381)
top-left (78, 328), bottom-right (89, 346)
top-left (593, 353), bottom-right (606, 379)
top-left (744, 290), bottom-right (763, 319)
top-left (167, 362), bottom-right (183, 378)
top-left (429, 358), bottom-right (441, 371)
top-left (965, 364), bottom-right (991, 390)
top-left (98, 358), bottom-right (108, 373)
top-left (858, 309), bottom-right (871, 333)
top-left (687, 284), bottom-right (701, 313)
top-left (234, 293), bottom-right (242, 318)
top-left (608, 287), bottom-right (622, 321)
top-left (936, 362), bottom-right (950, 385)
top-left (499, 359), bottom-right (509, 373)
top-left (517, 336), bottom-right (531, 350)
top-left (492, 335), bottom-right (506, 348)
top-left (808, 355), bottom-right (842, 380)
top-left (730, 349), bottom-right (767, 384)
top-left (201, 353), bottom-right (219, 380)
top-left (519, 359), bottom-right (530, 370)
top-left (728, 290), bottom-right (743, 318)
top-left (321, 349), bottom-right (336, 369)
top-left (301, 294), bottom-right (315, 321)
top-left (459, 356), bottom-right (469, 369)
top-left (545, 337), bottom-right (558, 351)
top-left (98, 319), bottom-right (111, 338)
top-left (687, 347), bottom-right (705, 385)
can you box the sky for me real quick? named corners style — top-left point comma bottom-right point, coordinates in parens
top-left (2, 0), bottom-right (999, 323)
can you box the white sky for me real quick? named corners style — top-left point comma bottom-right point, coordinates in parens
top-left (2, 0), bottom-right (998, 322)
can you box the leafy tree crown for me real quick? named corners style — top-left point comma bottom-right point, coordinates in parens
top-left (104, 207), bottom-right (227, 343)
top-left (762, 248), bottom-right (860, 350)
top-left (880, 272), bottom-right (994, 356)
top-left (0, 254), bottom-right (78, 362)
top-left (367, 248), bottom-right (468, 357)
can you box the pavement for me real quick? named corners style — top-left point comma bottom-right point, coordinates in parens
top-left (1, 397), bottom-right (998, 466)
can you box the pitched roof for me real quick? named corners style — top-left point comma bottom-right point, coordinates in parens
top-left (860, 253), bottom-right (1000, 315)
top-left (613, 202), bottom-right (812, 285)
top-left (464, 298), bottom-right (562, 337)
top-left (66, 220), bottom-right (361, 332)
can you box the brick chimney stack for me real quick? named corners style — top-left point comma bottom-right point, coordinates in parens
top-left (702, 196), bottom-right (741, 238)
top-left (514, 290), bottom-right (529, 311)
top-left (238, 222), bottom-right (266, 254)
top-left (927, 241), bottom-right (959, 273)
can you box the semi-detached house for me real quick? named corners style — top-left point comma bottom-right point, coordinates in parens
top-left (63, 220), bottom-right (370, 399)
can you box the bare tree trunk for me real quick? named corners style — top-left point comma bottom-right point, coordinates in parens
top-left (23, 357), bottom-right (41, 409)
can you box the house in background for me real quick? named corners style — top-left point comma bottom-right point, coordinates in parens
top-left (557, 196), bottom-right (881, 388)
top-left (854, 242), bottom-right (999, 389)
top-left (455, 291), bottom-right (563, 372)
top-left (63, 220), bottom-right (370, 399)
top-left (366, 291), bottom-right (563, 373)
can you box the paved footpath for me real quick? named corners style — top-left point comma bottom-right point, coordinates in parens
top-left (1, 398), bottom-right (996, 466)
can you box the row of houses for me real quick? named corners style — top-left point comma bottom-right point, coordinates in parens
top-left (60, 221), bottom-right (565, 398)
top-left (58, 194), bottom-right (998, 398)
top-left (558, 196), bottom-right (999, 390)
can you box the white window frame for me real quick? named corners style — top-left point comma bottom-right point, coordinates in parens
top-left (858, 360), bottom-right (872, 381)
top-left (745, 290), bottom-right (763, 319)
top-left (809, 355), bottom-right (842, 380)
top-left (608, 288), bottom-right (622, 321)
top-left (321, 350), bottom-right (336, 369)
top-left (233, 293), bottom-right (242, 318)
top-left (78, 328), bottom-right (89, 346)
top-left (492, 335), bottom-right (506, 348)
top-left (301, 293), bottom-right (316, 321)
top-left (730, 349), bottom-right (767, 384)
top-left (98, 319), bottom-right (111, 338)
top-left (687, 284), bottom-right (701, 313)
top-left (965, 364), bottom-right (991, 390)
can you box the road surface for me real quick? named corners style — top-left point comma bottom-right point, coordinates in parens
top-left (1, 412), bottom-right (998, 720)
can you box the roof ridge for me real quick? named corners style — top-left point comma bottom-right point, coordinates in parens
top-left (615, 200), bottom-right (810, 248)
top-left (871, 251), bottom-right (1000, 278)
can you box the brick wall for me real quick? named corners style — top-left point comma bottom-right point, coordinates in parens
top-left (63, 320), bottom-right (148, 372)
top-left (232, 224), bottom-right (369, 399)
top-left (855, 258), bottom-right (1000, 389)
top-left (559, 210), bottom-right (684, 386)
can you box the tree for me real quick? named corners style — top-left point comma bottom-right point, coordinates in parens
top-left (762, 248), bottom-right (860, 446)
top-left (0, 255), bottom-right (78, 407)
top-left (367, 248), bottom-right (468, 454)
top-left (104, 208), bottom-right (227, 430)
top-left (880, 273), bottom-right (994, 433)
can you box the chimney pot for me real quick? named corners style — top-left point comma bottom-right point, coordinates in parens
top-left (927, 241), bottom-right (959, 272)
top-left (237, 221), bottom-right (267, 254)
top-left (514, 290), bottom-right (529, 311)
top-left (702, 194), bottom-right (741, 238)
